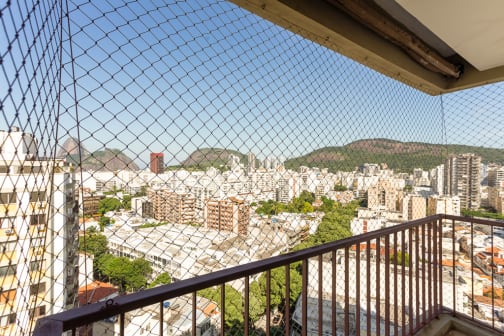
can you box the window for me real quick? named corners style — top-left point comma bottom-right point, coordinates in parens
top-left (0, 289), bottom-right (16, 304)
top-left (30, 238), bottom-right (44, 247)
top-left (30, 214), bottom-right (46, 226)
top-left (29, 305), bottom-right (46, 318)
top-left (0, 193), bottom-right (16, 205)
top-left (20, 165), bottom-right (41, 174)
top-left (30, 283), bottom-right (46, 296)
top-left (30, 260), bottom-right (44, 272)
top-left (0, 313), bottom-right (16, 327)
top-left (0, 217), bottom-right (14, 229)
top-left (0, 241), bottom-right (16, 253)
top-left (29, 191), bottom-right (46, 202)
top-left (0, 265), bottom-right (16, 277)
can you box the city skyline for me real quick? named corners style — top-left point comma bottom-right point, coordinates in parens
top-left (2, 1), bottom-right (504, 169)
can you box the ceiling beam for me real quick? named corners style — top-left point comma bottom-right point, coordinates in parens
top-left (229, 0), bottom-right (504, 95)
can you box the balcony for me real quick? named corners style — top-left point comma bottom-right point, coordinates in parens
top-left (33, 214), bottom-right (504, 335)
top-left (3, 1), bottom-right (504, 335)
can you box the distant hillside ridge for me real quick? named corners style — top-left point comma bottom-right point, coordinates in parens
top-left (66, 148), bottom-right (139, 171)
top-left (179, 148), bottom-right (248, 168)
top-left (57, 136), bottom-right (90, 158)
top-left (284, 139), bottom-right (504, 172)
top-left (171, 139), bottom-right (504, 173)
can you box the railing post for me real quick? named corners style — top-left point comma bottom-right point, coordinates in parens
top-left (192, 292), bottom-right (197, 336)
top-left (384, 236), bottom-right (390, 336)
top-left (266, 271), bottom-right (271, 336)
top-left (332, 250), bottom-right (337, 336)
top-left (318, 255), bottom-right (323, 336)
top-left (437, 217), bottom-right (443, 316)
top-left (285, 265), bottom-right (290, 336)
top-left (355, 243), bottom-right (361, 334)
top-left (220, 284), bottom-right (225, 336)
top-left (433, 217), bottom-right (438, 317)
top-left (302, 259), bottom-right (308, 336)
top-left (344, 247), bottom-right (349, 335)
top-left (452, 218), bottom-right (456, 317)
top-left (244, 276), bottom-right (249, 336)
top-left (375, 238), bottom-right (380, 336)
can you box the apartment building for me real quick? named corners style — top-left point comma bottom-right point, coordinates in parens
top-left (204, 198), bottom-right (250, 235)
top-left (149, 152), bottom-right (164, 174)
top-left (427, 195), bottom-right (461, 216)
top-left (367, 179), bottom-right (399, 211)
top-left (0, 129), bottom-right (78, 335)
top-left (444, 154), bottom-right (482, 209)
top-left (401, 194), bottom-right (427, 220)
top-left (147, 189), bottom-right (196, 224)
top-left (487, 166), bottom-right (504, 188)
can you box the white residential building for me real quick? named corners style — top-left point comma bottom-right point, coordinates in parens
top-left (0, 129), bottom-right (79, 335)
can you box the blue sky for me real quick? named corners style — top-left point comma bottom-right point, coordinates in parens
top-left (2, 0), bottom-right (504, 166)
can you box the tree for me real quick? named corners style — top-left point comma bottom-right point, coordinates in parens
top-left (149, 272), bottom-right (172, 288)
top-left (98, 216), bottom-right (112, 231)
top-left (255, 266), bottom-right (302, 312)
top-left (248, 281), bottom-right (265, 322)
top-left (98, 197), bottom-right (122, 215)
top-left (334, 184), bottom-right (347, 191)
top-left (390, 251), bottom-right (411, 266)
top-left (316, 196), bottom-right (336, 213)
top-left (97, 255), bottom-right (153, 292)
top-left (79, 231), bottom-right (108, 259)
top-left (403, 185), bottom-right (414, 192)
top-left (300, 202), bottom-right (313, 214)
top-left (122, 194), bottom-right (132, 209)
top-left (198, 285), bottom-right (244, 327)
top-left (134, 185), bottom-right (148, 197)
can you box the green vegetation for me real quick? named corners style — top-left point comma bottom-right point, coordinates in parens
top-left (256, 191), bottom-right (315, 215)
top-left (98, 197), bottom-right (122, 215)
top-left (390, 251), bottom-right (411, 266)
top-left (66, 148), bottom-right (139, 171)
top-left (148, 272), bottom-right (172, 288)
top-left (293, 201), bottom-right (358, 251)
top-left (98, 216), bottom-right (114, 231)
top-left (97, 255), bottom-right (153, 292)
top-left (248, 266), bottom-right (302, 322)
top-left (334, 184), bottom-right (347, 191)
top-left (283, 139), bottom-right (504, 173)
top-left (138, 221), bottom-right (169, 229)
top-left (198, 285), bottom-right (244, 328)
top-left (79, 229), bottom-right (108, 259)
top-left (461, 208), bottom-right (504, 220)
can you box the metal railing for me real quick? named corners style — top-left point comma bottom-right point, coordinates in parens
top-left (33, 214), bottom-right (504, 335)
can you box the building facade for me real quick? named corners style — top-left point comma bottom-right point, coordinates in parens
top-left (0, 130), bottom-right (79, 335)
top-left (204, 198), bottom-right (250, 235)
top-left (147, 189), bottom-right (196, 224)
top-left (150, 152), bottom-right (164, 174)
top-left (444, 154), bottom-right (481, 209)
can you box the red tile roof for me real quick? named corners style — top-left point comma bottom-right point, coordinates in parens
top-left (78, 281), bottom-right (118, 306)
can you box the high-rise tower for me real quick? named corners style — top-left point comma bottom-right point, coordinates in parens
top-left (0, 129), bottom-right (78, 334)
top-left (444, 153), bottom-right (481, 209)
top-left (150, 152), bottom-right (164, 174)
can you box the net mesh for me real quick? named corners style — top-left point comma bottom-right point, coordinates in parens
top-left (1, 0), bottom-right (504, 335)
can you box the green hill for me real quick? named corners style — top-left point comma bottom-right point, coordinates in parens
top-left (175, 139), bottom-right (504, 173)
top-left (67, 148), bottom-right (139, 171)
top-left (285, 139), bottom-right (504, 173)
top-left (166, 148), bottom-right (249, 171)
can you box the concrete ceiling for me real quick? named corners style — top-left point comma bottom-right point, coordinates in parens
top-left (229, 0), bottom-right (504, 95)
top-left (396, 0), bottom-right (504, 71)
